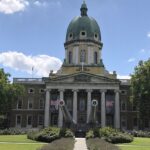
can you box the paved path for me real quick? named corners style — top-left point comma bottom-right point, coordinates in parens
top-left (74, 138), bottom-right (88, 150)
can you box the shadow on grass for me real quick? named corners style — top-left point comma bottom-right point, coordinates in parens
top-left (37, 138), bottom-right (74, 150)
top-left (86, 138), bottom-right (120, 150)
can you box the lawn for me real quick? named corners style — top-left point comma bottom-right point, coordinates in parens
top-left (0, 135), bottom-right (45, 150)
top-left (117, 137), bottom-right (150, 150)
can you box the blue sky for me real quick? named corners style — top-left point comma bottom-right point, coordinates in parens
top-left (0, 0), bottom-right (150, 79)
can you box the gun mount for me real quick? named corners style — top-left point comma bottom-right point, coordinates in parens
top-left (88, 99), bottom-right (99, 126)
top-left (59, 100), bottom-right (76, 128)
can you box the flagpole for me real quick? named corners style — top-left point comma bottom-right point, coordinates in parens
top-left (82, 62), bottom-right (84, 71)
top-left (32, 66), bottom-right (34, 78)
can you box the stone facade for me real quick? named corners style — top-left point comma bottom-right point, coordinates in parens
top-left (11, 2), bottom-right (149, 130)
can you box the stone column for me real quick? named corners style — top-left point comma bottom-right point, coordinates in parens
top-left (87, 89), bottom-right (92, 123)
top-left (101, 90), bottom-right (106, 127)
top-left (73, 89), bottom-right (78, 124)
top-left (44, 89), bottom-right (51, 127)
top-left (58, 89), bottom-right (64, 128)
top-left (114, 90), bottom-right (120, 129)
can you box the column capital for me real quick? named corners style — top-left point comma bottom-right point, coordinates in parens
top-left (114, 89), bottom-right (120, 93)
top-left (86, 89), bottom-right (93, 93)
top-left (58, 89), bottom-right (65, 92)
top-left (72, 89), bottom-right (79, 92)
top-left (45, 88), bottom-right (51, 92)
top-left (100, 89), bottom-right (107, 93)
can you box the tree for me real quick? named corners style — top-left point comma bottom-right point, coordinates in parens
top-left (130, 59), bottom-right (150, 128)
top-left (0, 68), bottom-right (24, 128)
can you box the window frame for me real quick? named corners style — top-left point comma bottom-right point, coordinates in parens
top-left (39, 98), bottom-right (44, 109)
top-left (28, 88), bottom-right (35, 94)
top-left (28, 98), bottom-right (33, 109)
top-left (17, 100), bottom-right (23, 109)
top-left (16, 114), bottom-right (22, 127)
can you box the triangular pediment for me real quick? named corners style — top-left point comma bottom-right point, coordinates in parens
top-left (46, 72), bottom-right (120, 84)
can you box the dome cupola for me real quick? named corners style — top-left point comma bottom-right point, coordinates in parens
top-left (65, 1), bottom-right (102, 45)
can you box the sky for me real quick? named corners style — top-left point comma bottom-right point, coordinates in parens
top-left (0, 0), bottom-right (150, 80)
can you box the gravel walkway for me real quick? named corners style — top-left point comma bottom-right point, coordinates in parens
top-left (74, 138), bottom-right (88, 150)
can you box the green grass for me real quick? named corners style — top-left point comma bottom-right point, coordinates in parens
top-left (0, 144), bottom-right (43, 150)
top-left (0, 135), bottom-right (45, 150)
top-left (0, 135), bottom-right (37, 143)
top-left (117, 137), bottom-right (150, 150)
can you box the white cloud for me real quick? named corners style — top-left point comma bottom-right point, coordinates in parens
top-left (34, 1), bottom-right (47, 7)
top-left (147, 32), bottom-right (150, 38)
top-left (0, 0), bottom-right (29, 14)
top-left (128, 58), bottom-right (136, 63)
top-left (140, 49), bottom-right (146, 53)
top-left (117, 75), bottom-right (131, 79)
top-left (0, 51), bottom-right (62, 77)
top-left (34, 1), bottom-right (61, 7)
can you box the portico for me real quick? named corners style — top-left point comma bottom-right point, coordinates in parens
top-left (44, 75), bottom-right (120, 129)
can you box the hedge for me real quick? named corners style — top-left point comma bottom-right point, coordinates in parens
top-left (27, 127), bottom-right (74, 143)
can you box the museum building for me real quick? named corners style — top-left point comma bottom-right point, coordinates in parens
top-left (11, 2), bottom-right (141, 130)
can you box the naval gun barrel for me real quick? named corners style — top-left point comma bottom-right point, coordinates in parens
top-left (59, 100), bottom-right (76, 125)
top-left (88, 99), bottom-right (98, 124)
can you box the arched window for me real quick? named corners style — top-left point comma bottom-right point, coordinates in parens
top-left (80, 50), bottom-right (86, 63)
top-left (68, 51), bottom-right (72, 64)
top-left (94, 52), bottom-right (98, 64)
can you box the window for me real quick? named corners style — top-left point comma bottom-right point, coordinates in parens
top-left (94, 52), bottom-right (98, 64)
top-left (66, 99), bottom-right (72, 111)
top-left (28, 99), bottom-right (33, 109)
top-left (39, 99), bottom-right (44, 109)
top-left (80, 31), bottom-right (86, 38)
top-left (121, 90), bottom-right (127, 95)
top-left (94, 34), bottom-right (98, 38)
top-left (17, 100), bottom-right (22, 109)
top-left (68, 33), bottom-right (73, 40)
top-left (145, 118), bottom-right (149, 128)
top-left (79, 99), bottom-right (85, 111)
top-left (52, 115), bottom-right (58, 126)
top-left (94, 33), bottom-right (98, 40)
top-left (121, 117), bottom-right (127, 128)
top-left (82, 31), bottom-right (85, 36)
top-left (28, 88), bottom-right (34, 94)
top-left (69, 33), bottom-right (73, 38)
top-left (80, 50), bottom-right (86, 63)
top-left (132, 104), bottom-right (137, 111)
top-left (39, 89), bottom-right (44, 93)
top-left (16, 115), bottom-right (21, 126)
top-left (38, 115), bottom-right (44, 126)
top-left (68, 51), bottom-right (72, 64)
top-left (27, 115), bottom-right (32, 126)
top-left (133, 118), bottom-right (138, 127)
top-left (121, 101), bottom-right (126, 111)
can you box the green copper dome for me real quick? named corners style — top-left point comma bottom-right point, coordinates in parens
top-left (65, 1), bottom-right (101, 42)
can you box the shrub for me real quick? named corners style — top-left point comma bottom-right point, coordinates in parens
top-left (86, 127), bottom-right (133, 144)
top-left (86, 130), bottom-right (94, 139)
top-left (0, 128), bottom-right (27, 135)
top-left (130, 130), bottom-right (150, 138)
top-left (27, 130), bottom-right (39, 140)
top-left (64, 129), bottom-right (74, 137)
top-left (99, 127), bottom-right (117, 137)
top-left (27, 127), bottom-right (74, 143)
top-left (106, 132), bottom-right (133, 144)
top-left (93, 128), bottom-right (100, 137)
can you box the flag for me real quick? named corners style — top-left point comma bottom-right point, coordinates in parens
top-left (106, 101), bottom-right (114, 107)
top-left (50, 100), bottom-right (59, 106)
